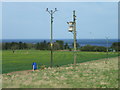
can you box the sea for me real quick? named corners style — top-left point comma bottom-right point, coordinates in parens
top-left (1, 39), bottom-right (119, 47)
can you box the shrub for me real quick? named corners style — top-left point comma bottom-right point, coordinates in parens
top-left (80, 45), bottom-right (106, 52)
top-left (40, 65), bottom-right (46, 70)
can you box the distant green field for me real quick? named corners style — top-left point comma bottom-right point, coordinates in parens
top-left (2, 50), bottom-right (118, 73)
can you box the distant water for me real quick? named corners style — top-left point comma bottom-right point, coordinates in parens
top-left (1, 39), bottom-right (119, 47)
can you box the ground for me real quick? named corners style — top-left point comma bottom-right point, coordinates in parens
top-left (2, 57), bottom-right (118, 88)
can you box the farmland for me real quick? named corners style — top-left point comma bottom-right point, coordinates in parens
top-left (2, 57), bottom-right (118, 88)
top-left (2, 50), bottom-right (118, 74)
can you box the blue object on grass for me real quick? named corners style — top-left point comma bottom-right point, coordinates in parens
top-left (32, 62), bottom-right (37, 70)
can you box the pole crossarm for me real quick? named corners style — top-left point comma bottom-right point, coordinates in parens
top-left (46, 8), bottom-right (57, 15)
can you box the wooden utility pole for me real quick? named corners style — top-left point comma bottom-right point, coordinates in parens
top-left (73, 10), bottom-right (77, 66)
top-left (46, 8), bottom-right (57, 68)
top-left (67, 10), bottom-right (77, 66)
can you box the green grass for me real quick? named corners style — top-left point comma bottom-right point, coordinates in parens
top-left (2, 50), bottom-right (118, 73)
top-left (2, 57), bottom-right (118, 88)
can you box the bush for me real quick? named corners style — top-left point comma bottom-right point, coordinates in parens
top-left (80, 45), bottom-right (106, 52)
top-left (40, 65), bottom-right (46, 70)
top-left (111, 42), bottom-right (120, 52)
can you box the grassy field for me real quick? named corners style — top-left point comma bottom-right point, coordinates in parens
top-left (2, 57), bottom-right (118, 88)
top-left (2, 50), bottom-right (118, 73)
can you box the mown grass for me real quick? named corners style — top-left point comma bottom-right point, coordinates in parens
top-left (2, 57), bottom-right (118, 88)
top-left (2, 50), bottom-right (118, 73)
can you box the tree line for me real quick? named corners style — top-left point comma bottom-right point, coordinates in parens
top-left (2, 40), bottom-right (70, 50)
top-left (2, 40), bottom-right (120, 52)
top-left (80, 42), bottom-right (120, 52)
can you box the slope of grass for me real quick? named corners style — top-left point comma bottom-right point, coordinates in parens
top-left (2, 50), bottom-right (118, 73)
top-left (2, 57), bottom-right (118, 88)
top-left (0, 50), bottom-right (2, 89)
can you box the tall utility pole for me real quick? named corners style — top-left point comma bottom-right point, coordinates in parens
top-left (46, 8), bottom-right (57, 68)
top-left (73, 10), bottom-right (77, 65)
top-left (67, 10), bottom-right (77, 66)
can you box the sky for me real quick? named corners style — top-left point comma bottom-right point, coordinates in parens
top-left (2, 2), bottom-right (118, 39)
top-left (0, 2), bottom-right (2, 40)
